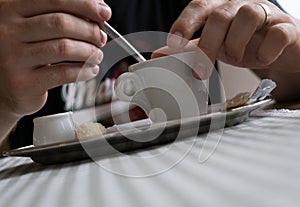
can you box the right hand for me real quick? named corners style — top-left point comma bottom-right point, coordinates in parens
top-left (154, 0), bottom-right (300, 82)
top-left (0, 0), bottom-right (111, 118)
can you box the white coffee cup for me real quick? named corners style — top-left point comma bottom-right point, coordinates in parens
top-left (115, 52), bottom-right (209, 122)
top-left (33, 112), bottom-right (76, 146)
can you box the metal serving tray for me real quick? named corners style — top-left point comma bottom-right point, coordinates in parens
top-left (3, 99), bottom-right (273, 165)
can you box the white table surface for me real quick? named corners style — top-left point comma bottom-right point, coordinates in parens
top-left (1, 115), bottom-right (300, 207)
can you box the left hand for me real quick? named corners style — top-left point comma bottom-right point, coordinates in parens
top-left (153, 0), bottom-right (300, 80)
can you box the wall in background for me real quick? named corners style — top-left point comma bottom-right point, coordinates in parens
top-left (277, 0), bottom-right (300, 19)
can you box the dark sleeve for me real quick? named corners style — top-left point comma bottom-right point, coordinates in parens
top-left (268, 0), bottom-right (286, 12)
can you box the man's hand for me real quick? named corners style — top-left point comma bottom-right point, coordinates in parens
top-left (0, 0), bottom-right (111, 117)
top-left (161, 0), bottom-right (300, 81)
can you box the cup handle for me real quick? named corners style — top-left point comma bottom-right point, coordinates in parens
top-left (114, 72), bottom-right (143, 102)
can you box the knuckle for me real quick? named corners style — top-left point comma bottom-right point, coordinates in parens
top-left (52, 13), bottom-right (70, 33)
top-left (48, 65), bottom-right (72, 83)
top-left (90, 23), bottom-right (101, 44)
top-left (60, 67), bottom-right (76, 82)
top-left (48, 64), bottom-right (82, 83)
top-left (188, 0), bottom-right (209, 10)
top-left (56, 39), bottom-right (73, 57)
top-left (238, 5), bottom-right (259, 19)
top-left (238, 5), bottom-right (260, 24)
top-left (210, 8), bottom-right (233, 23)
top-left (172, 18), bottom-right (190, 32)
top-left (270, 25), bottom-right (290, 44)
top-left (87, 46), bottom-right (100, 64)
top-left (179, 17), bottom-right (202, 33)
top-left (89, 45), bottom-right (98, 56)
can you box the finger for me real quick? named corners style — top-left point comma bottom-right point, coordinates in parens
top-left (16, 0), bottom-right (111, 22)
top-left (257, 23), bottom-right (298, 66)
top-left (152, 39), bottom-right (213, 80)
top-left (151, 39), bottom-right (200, 59)
top-left (224, 4), bottom-right (267, 63)
top-left (198, 2), bottom-right (240, 63)
top-left (20, 13), bottom-right (107, 47)
top-left (167, 0), bottom-right (212, 48)
top-left (21, 39), bottom-right (103, 68)
top-left (34, 63), bottom-right (100, 91)
top-left (192, 48), bottom-right (215, 80)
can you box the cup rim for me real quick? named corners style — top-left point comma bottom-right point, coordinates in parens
top-left (128, 51), bottom-right (196, 72)
top-left (33, 111), bottom-right (73, 123)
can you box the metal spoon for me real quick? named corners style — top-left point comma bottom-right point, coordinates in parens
top-left (102, 22), bottom-right (146, 62)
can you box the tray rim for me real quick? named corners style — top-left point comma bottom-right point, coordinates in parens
top-left (3, 99), bottom-right (274, 162)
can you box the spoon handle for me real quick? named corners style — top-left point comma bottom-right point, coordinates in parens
top-left (102, 22), bottom-right (146, 62)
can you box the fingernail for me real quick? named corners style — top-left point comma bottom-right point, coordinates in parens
top-left (91, 65), bottom-right (100, 75)
top-left (97, 49), bottom-right (103, 63)
top-left (99, 2), bottom-right (112, 20)
top-left (167, 32), bottom-right (185, 48)
top-left (99, 29), bottom-right (107, 47)
top-left (84, 65), bottom-right (100, 79)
